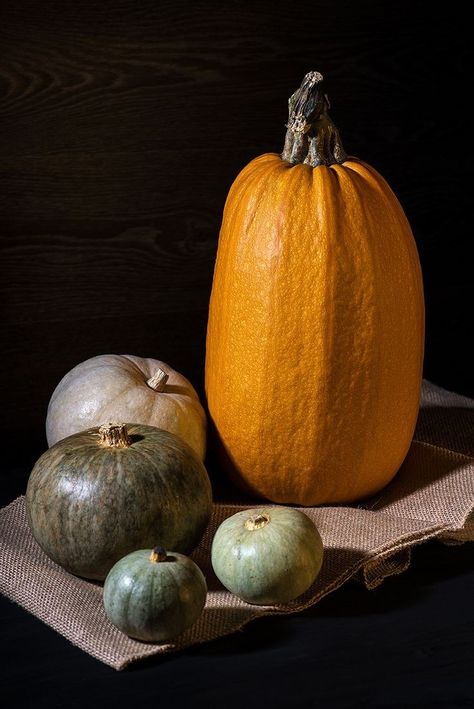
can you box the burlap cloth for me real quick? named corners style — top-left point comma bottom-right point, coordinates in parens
top-left (1, 380), bottom-right (473, 670)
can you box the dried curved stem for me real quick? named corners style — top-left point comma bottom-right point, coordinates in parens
top-left (282, 71), bottom-right (346, 167)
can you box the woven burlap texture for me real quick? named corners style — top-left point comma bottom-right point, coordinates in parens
top-left (1, 380), bottom-right (473, 670)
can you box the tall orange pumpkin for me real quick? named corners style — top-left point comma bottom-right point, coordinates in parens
top-left (205, 71), bottom-right (424, 506)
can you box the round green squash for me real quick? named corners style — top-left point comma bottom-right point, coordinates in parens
top-left (26, 423), bottom-right (213, 580)
top-left (211, 507), bottom-right (323, 605)
top-left (103, 547), bottom-right (207, 642)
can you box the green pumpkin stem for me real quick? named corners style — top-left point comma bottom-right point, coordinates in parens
top-left (98, 423), bottom-right (131, 448)
top-left (149, 547), bottom-right (168, 563)
top-left (146, 368), bottom-right (169, 392)
top-left (245, 513), bottom-right (270, 531)
top-left (281, 71), bottom-right (346, 167)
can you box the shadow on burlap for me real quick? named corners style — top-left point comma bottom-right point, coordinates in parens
top-left (1, 381), bottom-right (473, 670)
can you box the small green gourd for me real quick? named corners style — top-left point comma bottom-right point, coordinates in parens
top-left (103, 547), bottom-right (207, 641)
top-left (211, 507), bottom-right (324, 605)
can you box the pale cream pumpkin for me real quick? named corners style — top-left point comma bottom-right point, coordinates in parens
top-left (46, 354), bottom-right (206, 459)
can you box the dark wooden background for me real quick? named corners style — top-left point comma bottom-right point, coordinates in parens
top-left (1, 0), bottom-right (471, 464)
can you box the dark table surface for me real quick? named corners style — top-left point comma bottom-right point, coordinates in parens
top-left (1, 463), bottom-right (473, 708)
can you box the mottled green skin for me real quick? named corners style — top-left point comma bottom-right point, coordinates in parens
top-left (26, 424), bottom-right (213, 580)
top-left (211, 507), bottom-right (323, 605)
top-left (103, 549), bottom-right (207, 641)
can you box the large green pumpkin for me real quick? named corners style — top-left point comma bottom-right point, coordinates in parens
top-left (26, 423), bottom-right (212, 580)
top-left (104, 547), bottom-right (207, 641)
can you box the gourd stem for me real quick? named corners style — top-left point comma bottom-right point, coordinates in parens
top-left (147, 368), bottom-right (169, 392)
top-left (281, 71), bottom-right (346, 167)
top-left (245, 513), bottom-right (270, 531)
top-left (149, 547), bottom-right (167, 563)
top-left (98, 423), bottom-right (131, 448)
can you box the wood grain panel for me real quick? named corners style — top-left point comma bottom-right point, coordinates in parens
top-left (0, 0), bottom-right (471, 462)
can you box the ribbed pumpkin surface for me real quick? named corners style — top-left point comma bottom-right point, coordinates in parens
top-left (205, 154), bottom-right (424, 505)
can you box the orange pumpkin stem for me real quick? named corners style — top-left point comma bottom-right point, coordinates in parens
top-left (98, 423), bottom-right (131, 448)
top-left (282, 71), bottom-right (346, 167)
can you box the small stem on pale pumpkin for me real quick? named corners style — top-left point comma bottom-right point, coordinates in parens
top-left (98, 423), bottom-right (131, 448)
top-left (149, 547), bottom-right (167, 563)
top-left (147, 368), bottom-right (169, 392)
top-left (281, 71), bottom-right (346, 167)
top-left (245, 513), bottom-right (270, 531)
